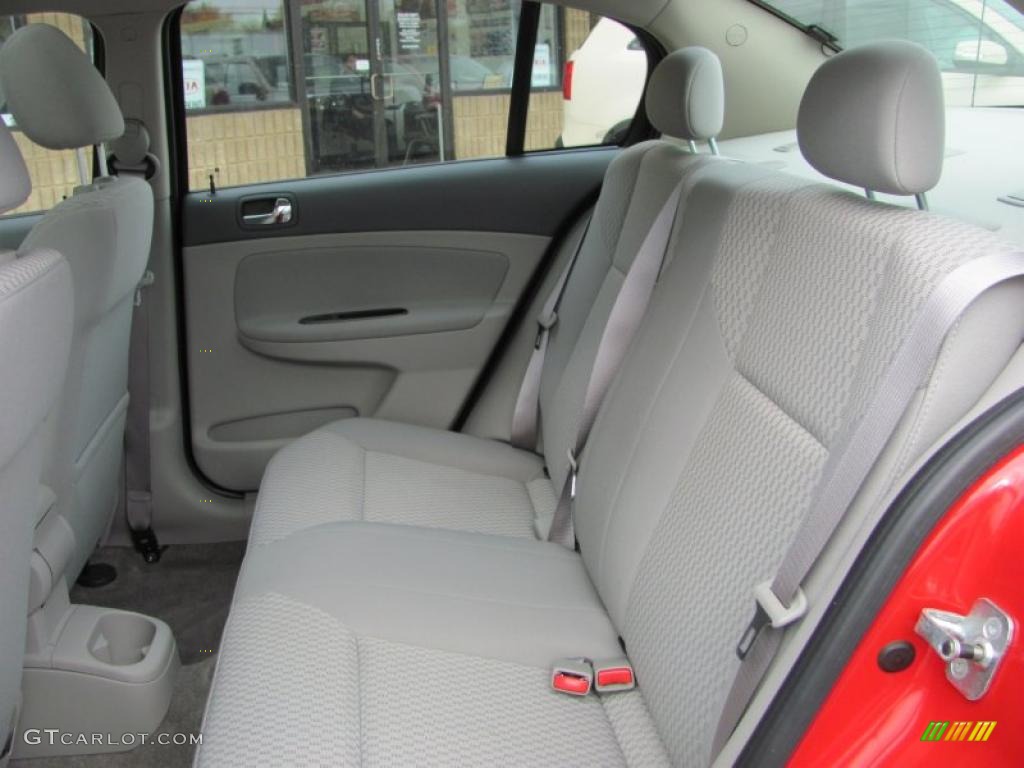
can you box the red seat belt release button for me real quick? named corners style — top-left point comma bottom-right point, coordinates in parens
top-left (593, 658), bottom-right (636, 693)
top-left (551, 658), bottom-right (593, 696)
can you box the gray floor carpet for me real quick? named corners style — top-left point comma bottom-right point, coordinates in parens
top-left (71, 542), bottom-right (245, 664)
top-left (11, 543), bottom-right (245, 767)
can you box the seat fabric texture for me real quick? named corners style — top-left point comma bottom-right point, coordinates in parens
top-left (197, 43), bottom-right (1024, 767)
top-left (0, 124), bottom-right (72, 759)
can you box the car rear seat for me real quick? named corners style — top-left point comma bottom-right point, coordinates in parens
top-left (245, 48), bottom-right (725, 547)
top-left (196, 42), bottom-right (1024, 767)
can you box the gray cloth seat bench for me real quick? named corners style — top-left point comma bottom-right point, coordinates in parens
top-left (196, 42), bottom-right (1024, 767)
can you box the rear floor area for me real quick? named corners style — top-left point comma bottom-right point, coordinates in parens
top-left (12, 542), bottom-right (244, 768)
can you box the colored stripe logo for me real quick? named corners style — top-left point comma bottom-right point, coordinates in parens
top-left (921, 721), bottom-right (996, 742)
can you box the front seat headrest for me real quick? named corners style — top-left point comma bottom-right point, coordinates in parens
top-left (0, 123), bottom-right (30, 215)
top-left (645, 47), bottom-right (724, 142)
top-left (0, 24), bottom-right (124, 151)
top-left (798, 40), bottom-right (944, 195)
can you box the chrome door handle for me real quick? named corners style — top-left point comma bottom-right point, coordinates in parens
top-left (243, 197), bottom-right (292, 225)
top-left (370, 73), bottom-right (393, 101)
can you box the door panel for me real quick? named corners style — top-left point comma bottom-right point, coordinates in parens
top-left (234, 242), bottom-right (508, 343)
top-left (187, 230), bottom-right (544, 490)
top-left (182, 150), bottom-right (613, 492)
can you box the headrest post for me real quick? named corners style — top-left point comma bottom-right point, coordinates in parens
top-left (96, 143), bottom-right (109, 178)
top-left (75, 148), bottom-right (90, 187)
top-left (864, 189), bottom-right (877, 201)
top-left (708, 137), bottom-right (720, 156)
top-left (915, 193), bottom-right (929, 211)
top-left (687, 140), bottom-right (699, 154)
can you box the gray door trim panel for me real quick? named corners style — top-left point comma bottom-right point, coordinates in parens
top-left (183, 148), bottom-right (617, 247)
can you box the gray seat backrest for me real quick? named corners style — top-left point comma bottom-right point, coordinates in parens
top-left (0, 124), bottom-right (72, 757)
top-left (572, 42), bottom-right (1023, 765)
top-left (0, 24), bottom-right (155, 594)
top-left (537, 47), bottom-right (725, 493)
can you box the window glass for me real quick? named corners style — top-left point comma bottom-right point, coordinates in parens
top-left (178, 2), bottom-right (644, 190)
top-left (531, 14), bottom-right (647, 150)
top-left (0, 14), bottom-right (96, 216)
top-left (181, 1), bottom-right (304, 190)
top-left (445, 1), bottom-right (559, 91)
top-left (180, 1), bottom-right (292, 112)
top-left (761, 0), bottom-right (1024, 106)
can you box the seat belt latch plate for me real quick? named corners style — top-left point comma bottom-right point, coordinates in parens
top-left (753, 581), bottom-right (807, 629)
top-left (551, 658), bottom-right (592, 696)
top-left (593, 658), bottom-right (635, 693)
top-left (736, 583), bottom-right (808, 661)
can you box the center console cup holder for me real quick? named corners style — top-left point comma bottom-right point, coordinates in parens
top-left (88, 613), bottom-right (158, 666)
top-left (16, 604), bottom-right (179, 759)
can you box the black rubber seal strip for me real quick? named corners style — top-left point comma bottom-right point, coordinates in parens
top-left (506, 2), bottom-right (541, 157)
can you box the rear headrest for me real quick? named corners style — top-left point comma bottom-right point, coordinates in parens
top-left (645, 47), bottom-right (724, 141)
top-left (0, 122), bottom-right (30, 214)
top-left (798, 41), bottom-right (944, 195)
top-left (0, 24), bottom-right (124, 151)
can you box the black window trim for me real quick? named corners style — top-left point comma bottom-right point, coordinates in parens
top-left (505, 0), bottom-right (541, 156)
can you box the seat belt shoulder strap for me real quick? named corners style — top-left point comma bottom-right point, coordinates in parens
top-left (548, 178), bottom-right (691, 546)
top-left (509, 213), bottom-right (592, 450)
top-left (125, 269), bottom-right (162, 563)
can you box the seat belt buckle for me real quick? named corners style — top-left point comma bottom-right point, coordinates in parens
top-left (567, 449), bottom-right (578, 499)
top-left (736, 582), bottom-right (808, 660)
top-left (551, 658), bottom-right (593, 696)
top-left (593, 658), bottom-right (635, 693)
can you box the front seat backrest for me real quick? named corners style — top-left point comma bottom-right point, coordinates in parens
top-left (0, 24), bottom-right (154, 590)
top-left (0, 124), bottom-right (72, 759)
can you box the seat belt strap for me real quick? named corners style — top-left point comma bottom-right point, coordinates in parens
top-left (510, 214), bottom-right (593, 450)
top-left (548, 179), bottom-right (687, 547)
top-left (712, 250), bottom-right (1024, 758)
top-left (125, 269), bottom-right (161, 563)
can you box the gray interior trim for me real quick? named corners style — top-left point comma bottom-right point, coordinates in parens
top-left (183, 149), bottom-right (616, 247)
top-left (0, 214), bottom-right (42, 252)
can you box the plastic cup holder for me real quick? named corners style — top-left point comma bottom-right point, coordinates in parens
top-left (87, 613), bottom-right (157, 666)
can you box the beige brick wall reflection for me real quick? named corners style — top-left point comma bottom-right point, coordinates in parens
top-left (186, 108), bottom-right (306, 191)
top-left (10, 135), bottom-right (91, 214)
top-left (450, 90), bottom-right (564, 159)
